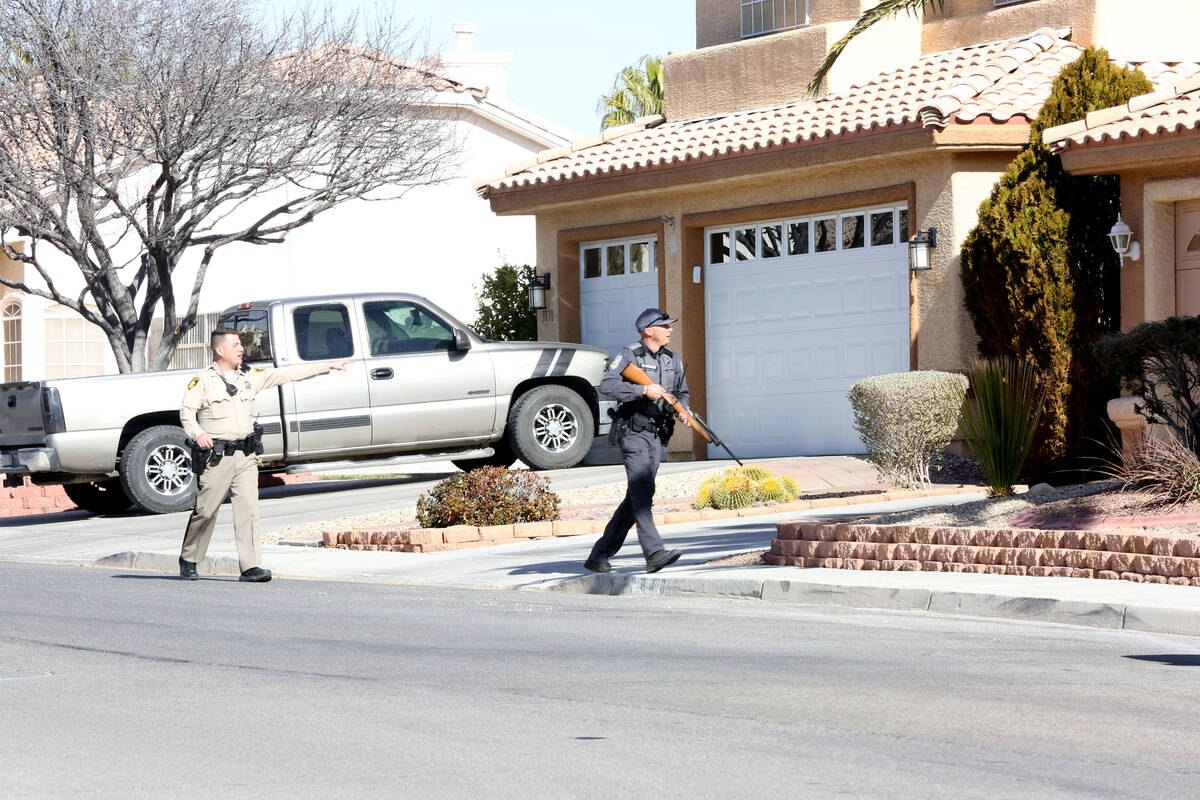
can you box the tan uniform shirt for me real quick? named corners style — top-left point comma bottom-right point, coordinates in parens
top-left (180, 362), bottom-right (332, 440)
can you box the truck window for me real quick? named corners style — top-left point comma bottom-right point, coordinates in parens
top-left (362, 300), bottom-right (453, 355)
top-left (293, 303), bottom-right (354, 361)
top-left (217, 308), bottom-right (273, 364)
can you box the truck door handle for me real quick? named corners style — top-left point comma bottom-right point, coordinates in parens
top-left (370, 368), bottom-right (394, 380)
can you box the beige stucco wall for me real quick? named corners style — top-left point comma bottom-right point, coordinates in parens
top-left (668, 9), bottom-right (921, 121)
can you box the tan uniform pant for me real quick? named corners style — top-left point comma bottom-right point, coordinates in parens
top-left (180, 450), bottom-right (261, 571)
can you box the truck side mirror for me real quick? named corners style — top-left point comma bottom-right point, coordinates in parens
top-left (453, 329), bottom-right (472, 352)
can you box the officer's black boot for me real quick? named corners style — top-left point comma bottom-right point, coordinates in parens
top-left (239, 567), bottom-right (272, 583)
top-left (178, 557), bottom-right (198, 581)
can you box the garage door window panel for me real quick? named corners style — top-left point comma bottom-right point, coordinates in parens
top-left (841, 214), bottom-right (865, 250)
top-left (815, 218), bottom-right (836, 252)
top-left (761, 224), bottom-right (782, 258)
top-left (871, 211), bottom-right (895, 246)
top-left (788, 221), bottom-right (810, 255)
top-left (709, 230), bottom-right (731, 264)
top-left (630, 242), bottom-right (651, 273)
top-left (735, 227), bottom-right (756, 260)
top-left (606, 245), bottom-right (625, 276)
top-left (583, 247), bottom-right (602, 279)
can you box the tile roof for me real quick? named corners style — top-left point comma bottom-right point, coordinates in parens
top-left (480, 27), bottom-right (1085, 196)
top-left (1043, 64), bottom-right (1200, 153)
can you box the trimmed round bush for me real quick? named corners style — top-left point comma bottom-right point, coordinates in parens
top-left (416, 467), bottom-right (559, 528)
top-left (847, 370), bottom-right (969, 489)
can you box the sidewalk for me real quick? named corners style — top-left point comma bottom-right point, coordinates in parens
top-left (90, 492), bottom-right (1200, 638)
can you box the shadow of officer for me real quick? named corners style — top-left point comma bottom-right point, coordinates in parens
top-left (584, 308), bottom-right (690, 574)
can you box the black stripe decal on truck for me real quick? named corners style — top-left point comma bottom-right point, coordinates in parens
top-left (531, 348), bottom-right (556, 378)
top-left (550, 348), bottom-right (574, 376)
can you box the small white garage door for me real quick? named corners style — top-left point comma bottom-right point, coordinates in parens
top-left (704, 205), bottom-right (910, 457)
top-left (579, 235), bottom-right (659, 358)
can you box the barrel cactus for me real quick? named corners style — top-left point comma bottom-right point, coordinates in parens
top-left (736, 464), bottom-right (773, 482)
top-left (779, 475), bottom-right (800, 498)
top-left (712, 473), bottom-right (756, 509)
top-left (693, 485), bottom-right (714, 510)
top-left (757, 476), bottom-right (791, 503)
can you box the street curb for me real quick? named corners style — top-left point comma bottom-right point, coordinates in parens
top-left (94, 551), bottom-right (242, 576)
top-left (543, 571), bottom-right (1200, 636)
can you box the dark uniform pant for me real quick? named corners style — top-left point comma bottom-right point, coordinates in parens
top-left (180, 451), bottom-right (262, 571)
top-left (589, 428), bottom-right (667, 560)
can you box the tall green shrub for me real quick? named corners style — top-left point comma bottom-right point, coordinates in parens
top-left (961, 357), bottom-right (1045, 497)
top-left (473, 263), bottom-right (537, 341)
top-left (960, 48), bottom-right (1152, 474)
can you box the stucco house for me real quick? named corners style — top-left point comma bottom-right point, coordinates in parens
top-left (0, 24), bottom-right (574, 380)
top-left (477, 0), bottom-right (1200, 462)
top-left (1044, 71), bottom-right (1200, 447)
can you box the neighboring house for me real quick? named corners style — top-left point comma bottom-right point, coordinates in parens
top-left (477, 0), bottom-right (1200, 462)
top-left (1043, 73), bottom-right (1200, 448)
top-left (0, 24), bottom-right (575, 378)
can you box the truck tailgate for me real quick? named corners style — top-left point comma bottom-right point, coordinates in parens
top-left (0, 382), bottom-right (48, 447)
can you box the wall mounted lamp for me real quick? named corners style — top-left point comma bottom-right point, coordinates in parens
top-left (528, 271), bottom-right (551, 310)
top-left (908, 227), bottom-right (937, 271)
top-left (659, 215), bottom-right (676, 230)
top-left (1108, 213), bottom-right (1141, 264)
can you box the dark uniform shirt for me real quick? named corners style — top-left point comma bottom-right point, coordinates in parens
top-left (600, 342), bottom-right (689, 419)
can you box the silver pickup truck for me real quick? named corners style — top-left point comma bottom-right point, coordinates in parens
top-left (0, 292), bottom-right (612, 514)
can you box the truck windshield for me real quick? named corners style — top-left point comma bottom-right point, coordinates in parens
top-left (217, 308), bottom-right (272, 363)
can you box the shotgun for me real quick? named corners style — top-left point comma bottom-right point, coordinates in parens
top-left (618, 362), bottom-right (743, 465)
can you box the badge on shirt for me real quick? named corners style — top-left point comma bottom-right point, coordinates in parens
top-left (186, 376), bottom-right (199, 390)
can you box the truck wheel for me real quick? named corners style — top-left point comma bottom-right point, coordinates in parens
top-left (63, 479), bottom-right (131, 515)
top-left (507, 385), bottom-right (593, 470)
top-left (452, 439), bottom-right (516, 472)
top-left (119, 425), bottom-right (197, 514)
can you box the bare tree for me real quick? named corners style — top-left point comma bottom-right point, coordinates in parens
top-left (0, 0), bottom-right (459, 371)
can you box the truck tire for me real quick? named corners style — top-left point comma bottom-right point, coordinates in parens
top-left (119, 424), bottom-right (197, 514)
top-left (507, 385), bottom-right (593, 470)
top-left (452, 439), bottom-right (516, 472)
top-left (62, 479), bottom-right (131, 515)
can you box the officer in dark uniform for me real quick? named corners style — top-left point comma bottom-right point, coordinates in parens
top-left (585, 308), bottom-right (689, 574)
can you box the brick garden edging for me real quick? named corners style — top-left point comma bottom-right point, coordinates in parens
top-left (768, 521), bottom-right (1200, 586)
top-left (321, 486), bottom-right (985, 553)
top-left (0, 479), bottom-right (73, 516)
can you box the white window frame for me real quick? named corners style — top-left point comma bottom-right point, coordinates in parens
top-left (579, 235), bottom-right (658, 283)
top-left (43, 306), bottom-right (108, 379)
top-left (169, 311), bottom-right (222, 370)
top-left (705, 204), bottom-right (909, 265)
top-left (2, 298), bottom-right (21, 383)
top-left (740, 0), bottom-right (809, 39)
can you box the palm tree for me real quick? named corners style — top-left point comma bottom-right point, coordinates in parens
top-left (807, 0), bottom-right (943, 96)
top-left (597, 54), bottom-right (664, 131)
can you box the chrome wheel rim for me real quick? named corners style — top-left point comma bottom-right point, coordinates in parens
top-left (145, 444), bottom-right (192, 496)
top-left (532, 403), bottom-right (578, 454)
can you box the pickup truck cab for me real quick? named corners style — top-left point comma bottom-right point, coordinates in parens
top-left (0, 292), bottom-right (612, 514)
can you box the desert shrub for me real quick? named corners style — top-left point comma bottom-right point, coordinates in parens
top-left (693, 466), bottom-right (800, 509)
top-left (1111, 434), bottom-right (1200, 505)
top-left (473, 263), bottom-right (538, 341)
top-left (960, 48), bottom-right (1153, 473)
top-left (1092, 315), bottom-right (1200, 451)
top-left (416, 466), bottom-right (558, 528)
top-left (847, 370), bottom-right (969, 489)
top-left (961, 357), bottom-right (1045, 497)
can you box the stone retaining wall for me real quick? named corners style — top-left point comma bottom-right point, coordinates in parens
top-left (322, 486), bottom-right (984, 552)
top-left (0, 479), bottom-right (72, 516)
top-left (769, 521), bottom-right (1200, 585)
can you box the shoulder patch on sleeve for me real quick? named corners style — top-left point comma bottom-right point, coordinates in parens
top-left (187, 376), bottom-right (200, 390)
top-left (253, 367), bottom-right (266, 373)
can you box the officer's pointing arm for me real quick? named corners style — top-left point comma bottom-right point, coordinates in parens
top-left (251, 361), bottom-right (344, 391)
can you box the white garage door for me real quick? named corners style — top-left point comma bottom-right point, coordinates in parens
top-left (704, 205), bottom-right (910, 457)
top-left (579, 235), bottom-right (659, 358)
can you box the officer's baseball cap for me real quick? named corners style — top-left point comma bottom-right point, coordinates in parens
top-left (636, 307), bottom-right (678, 333)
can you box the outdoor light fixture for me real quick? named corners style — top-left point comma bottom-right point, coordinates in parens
top-left (659, 215), bottom-right (676, 229)
top-left (528, 272), bottom-right (551, 310)
top-left (909, 227), bottom-right (937, 271)
top-left (1108, 213), bottom-right (1141, 264)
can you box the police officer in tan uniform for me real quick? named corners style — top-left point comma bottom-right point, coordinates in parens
top-left (178, 328), bottom-right (348, 582)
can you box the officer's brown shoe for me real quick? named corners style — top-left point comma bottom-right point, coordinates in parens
top-left (584, 558), bottom-right (612, 573)
top-left (238, 567), bottom-right (272, 583)
top-left (179, 557), bottom-right (198, 581)
top-left (645, 549), bottom-right (681, 573)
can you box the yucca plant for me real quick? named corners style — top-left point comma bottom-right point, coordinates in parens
top-left (961, 357), bottom-right (1045, 496)
top-left (1112, 434), bottom-right (1200, 506)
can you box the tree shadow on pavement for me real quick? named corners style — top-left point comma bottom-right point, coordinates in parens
top-left (1124, 654), bottom-right (1200, 667)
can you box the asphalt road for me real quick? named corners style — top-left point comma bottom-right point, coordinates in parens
top-left (3, 561), bottom-right (1199, 799)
